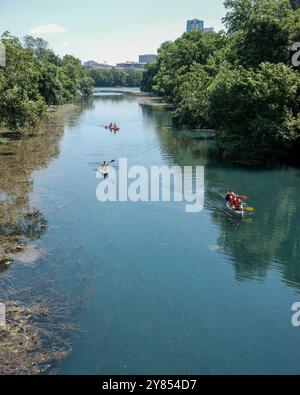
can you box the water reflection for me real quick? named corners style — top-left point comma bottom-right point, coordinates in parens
top-left (0, 105), bottom-right (80, 270)
top-left (141, 104), bottom-right (300, 289)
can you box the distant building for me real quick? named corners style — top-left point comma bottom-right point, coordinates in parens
top-left (204, 27), bottom-right (215, 33)
top-left (116, 62), bottom-right (145, 71)
top-left (186, 19), bottom-right (215, 33)
top-left (139, 54), bottom-right (157, 64)
top-left (186, 19), bottom-right (204, 32)
top-left (83, 60), bottom-right (113, 69)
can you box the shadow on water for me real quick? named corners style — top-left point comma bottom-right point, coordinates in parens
top-left (140, 103), bottom-right (300, 290)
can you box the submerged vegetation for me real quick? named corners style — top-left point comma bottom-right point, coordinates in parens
top-left (0, 32), bottom-right (93, 131)
top-left (0, 296), bottom-right (75, 375)
top-left (141, 0), bottom-right (300, 162)
top-left (0, 104), bottom-right (78, 270)
top-left (0, 103), bottom-right (101, 374)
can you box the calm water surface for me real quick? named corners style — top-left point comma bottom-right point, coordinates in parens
top-left (1, 89), bottom-right (300, 374)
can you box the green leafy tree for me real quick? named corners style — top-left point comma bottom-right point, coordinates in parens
top-left (224, 0), bottom-right (297, 67)
top-left (0, 33), bottom-right (93, 130)
top-left (39, 62), bottom-right (64, 105)
top-left (0, 35), bottom-right (47, 130)
top-left (173, 64), bottom-right (212, 128)
top-left (141, 62), bottom-right (159, 92)
top-left (90, 68), bottom-right (143, 87)
top-left (152, 31), bottom-right (225, 101)
top-left (209, 63), bottom-right (300, 161)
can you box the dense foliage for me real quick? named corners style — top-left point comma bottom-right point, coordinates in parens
top-left (0, 33), bottom-right (93, 131)
top-left (90, 68), bottom-right (143, 87)
top-left (141, 0), bottom-right (300, 162)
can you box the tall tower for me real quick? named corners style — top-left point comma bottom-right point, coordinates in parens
top-left (186, 19), bottom-right (204, 33)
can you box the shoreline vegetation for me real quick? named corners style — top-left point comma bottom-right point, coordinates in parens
top-left (90, 68), bottom-right (143, 88)
top-left (141, 0), bottom-right (300, 164)
top-left (0, 32), bottom-right (93, 132)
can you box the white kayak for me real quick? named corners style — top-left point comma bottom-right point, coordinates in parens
top-left (225, 201), bottom-right (244, 219)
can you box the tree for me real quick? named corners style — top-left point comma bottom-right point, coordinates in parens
top-left (0, 36), bottom-right (47, 130)
top-left (0, 33), bottom-right (93, 130)
top-left (141, 62), bottom-right (159, 92)
top-left (39, 62), bottom-right (64, 105)
top-left (23, 35), bottom-right (49, 60)
top-left (223, 0), bottom-right (297, 67)
top-left (209, 63), bottom-right (300, 161)
top-left (152, 31), bottom-right (225, 101)
top-left (90, 69), bottom-right (143, 87)
top-left (173, 64), bottom-right (212, 128)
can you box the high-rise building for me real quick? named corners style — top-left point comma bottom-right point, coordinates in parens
top-left (186, 19), bottom-right (204, 32)
top-left (139, 54), bottom-right (157, 64)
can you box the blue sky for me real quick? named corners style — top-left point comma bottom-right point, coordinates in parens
top-left (1, 0), bottom-right (226, 64)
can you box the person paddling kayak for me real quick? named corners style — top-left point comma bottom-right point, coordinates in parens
top-left (98, 162), bottom-right (109, 178)
top-left (98, 160), bottom-right (115, 177)
top-left (100, 161), bottom-right (108, 173)
top-left (105, 123), bottom-right (119, 130)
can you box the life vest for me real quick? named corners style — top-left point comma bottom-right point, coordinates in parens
top-left (234, 199), bottom-right (241, 208)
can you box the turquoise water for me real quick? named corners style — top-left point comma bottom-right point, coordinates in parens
top-left (1, 90), bottom-right (300, 374)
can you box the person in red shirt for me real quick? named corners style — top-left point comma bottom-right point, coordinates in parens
top-left (226, 190), bottom-right (236, 206)
top-left (234, 196), bottom-right (242, 211)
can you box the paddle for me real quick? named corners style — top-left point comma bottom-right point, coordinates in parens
top-left (235, 194), bottom-right (253, 212)
top-left (99, 160), bottom-right (115, 169)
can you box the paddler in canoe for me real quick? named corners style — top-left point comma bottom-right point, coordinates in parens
top-left (226, 190), bottom-right (236, 202)
top-left (100, 161), bottom-right (109, 175)
top-left (225, 190), bottom-right (243, 217)
top-left (105, 122), bottom-right (120, 131)
top-left (98, 160), bottom-right (115, 177)
top-left (225, 190), bottom-right (254, 218)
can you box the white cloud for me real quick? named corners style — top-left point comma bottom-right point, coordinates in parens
top-left (29, 24), bottom-right (67, 35)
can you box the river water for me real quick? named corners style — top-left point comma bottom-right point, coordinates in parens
top-left (1, 89), bottom-right (300, 374)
